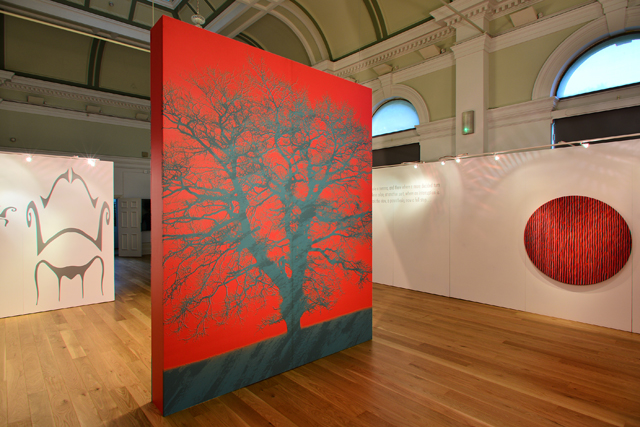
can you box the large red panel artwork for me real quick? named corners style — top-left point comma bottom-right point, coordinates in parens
top-left (524, 196), bottom-right (631, 285)
top-left (151, 17), bottom-right (372, 415)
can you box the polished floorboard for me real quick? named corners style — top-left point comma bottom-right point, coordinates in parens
top-left (1, 256), bottom-right (640, 426)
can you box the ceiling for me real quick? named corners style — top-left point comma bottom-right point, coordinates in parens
top-left (0, 0), bottom-right (450, 99)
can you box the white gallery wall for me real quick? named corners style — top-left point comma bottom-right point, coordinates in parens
top-left (0, 153), bottom-right (114, 318)
top-left (373, 139), bottom-right (640, 333)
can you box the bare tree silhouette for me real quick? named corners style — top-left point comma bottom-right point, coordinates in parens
top-left (162, 62), bottom-right (371, 340)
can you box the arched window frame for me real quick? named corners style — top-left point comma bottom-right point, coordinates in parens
top-left (372, 98), bottom-right (420, 137)
top-left (533, 17), bottom-right (639, 100)
top-left (555, 32), bottom-right (640, 99)
top-left (371, 84), bottom-right (430, 137)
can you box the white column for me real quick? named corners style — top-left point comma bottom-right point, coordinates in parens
top-left (451, 34), bottom-right (490, 155)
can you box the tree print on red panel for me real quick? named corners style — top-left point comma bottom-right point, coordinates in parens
top-left (152, 18), bottom-right (371, 414)
top-left (155, 20), bottom-right (372, 405)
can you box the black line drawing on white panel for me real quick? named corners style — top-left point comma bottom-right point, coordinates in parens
top-left (1, 206), bottom-right (16, 227)
top-left (26, 200), bottom-right (110, 255)
top-left (27, 168), bottom-right (110, 304)
top-left (41, 168), bottom-right (98, 208)
top-left (34, 256), bottom-right (104, 303)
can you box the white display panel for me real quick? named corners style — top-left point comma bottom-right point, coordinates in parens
top-left (372, 164), bottom-right (449, 296)
top-left (0, 153), bottom-right (114, 318)
top-left (373, 139), bottom-right (640, 332)
top-left (632, 147), bottom-right (640, 333)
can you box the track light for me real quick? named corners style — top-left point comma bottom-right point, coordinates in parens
top-left (26, 155), bottom-right (32, 162)
top-left (414, 164), bottom-right (418, 169)
top-left (440, 160), bottom-right (445, 166)
top-left (581, 142), bottom-right (589, 148)
top-left (87, 158), bottom-right (97, 166)
top-left (494, 154), bottom-right (500, 161)
top-left (455, 157), bottom-right (461, 163)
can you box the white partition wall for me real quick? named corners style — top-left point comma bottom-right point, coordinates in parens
top-left (0, 153), bottom-right (114, 318)
top-left (373, 164), bottom-right (450, 296)
top-left (373, 139), bottom-right (640, 333)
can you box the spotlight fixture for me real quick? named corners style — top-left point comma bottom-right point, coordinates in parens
top-left (494, 154), bottom-right (500, 161)
top-left (414, 164), bottom-right (418, 169)
top-left (440, 160), bottom-right (445, 166)
top-left (26, 155), bottom-right (33, 162)
top-left (87, 158), bottom-right (97, 166)
top-left (581, 142), bottom-right (590, 148)
top-left (455, 157), bottom-right (461, 163)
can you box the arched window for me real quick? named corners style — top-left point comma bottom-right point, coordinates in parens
top-left (557, 33), bottom-right (640, 98)
top-left (372, 99), bottom-right (419, 137)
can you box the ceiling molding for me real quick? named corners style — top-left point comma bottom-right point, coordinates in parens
top-left (0, 70), bottom-right (15, 85)
top-left (1, 0), bottom-right (151, 44)
top-left (330, 25), bottom-right (455, 78)
top-left (431, 0), bottom-right (497, 27)
top-left (487, 1), bottom-right (603, 52)
top-left (491, 0), bottom-right (547, 20)
top-left (320, 0), bottom-right (603, 80)
top-left (2, 75), bottom-right (151, 112)
top-left (0, 99), bottom-right (151, 129)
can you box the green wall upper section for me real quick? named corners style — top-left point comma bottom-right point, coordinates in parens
top-left (403, 66), bottom-right (456, 122)
top-left (488, 24), bottom-right (585, 109)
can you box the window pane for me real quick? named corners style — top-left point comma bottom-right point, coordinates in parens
top-left (372, 99), bottom-right (419, 136)
top-left (557, 34), bottom-right (640, 98)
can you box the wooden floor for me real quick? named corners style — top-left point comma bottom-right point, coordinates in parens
top-left (2, 257), bottom-right (640, 427)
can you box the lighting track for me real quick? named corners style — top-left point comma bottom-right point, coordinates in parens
top-left (373, 132), bottom-right (640, 169)
top-left (0, 9), bottom-right (150, 53)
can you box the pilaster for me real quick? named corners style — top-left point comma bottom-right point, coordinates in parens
top-left (450, 34), bottom-right (491, 155)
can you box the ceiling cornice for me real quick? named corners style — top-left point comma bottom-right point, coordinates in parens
top-left (0, 99), bottom-right (151, 129)
top-left (1, 75), bottom-right (151, 112)
top-left (315, 20), bottom-right (454, 78)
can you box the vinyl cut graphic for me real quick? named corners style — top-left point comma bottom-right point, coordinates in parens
top-left (0, 155), bottom-right (114, 319)
top-left (151, 17), bottom-right (372, 415)
top-left (524, 196), bottom-right (632, 285)
top-left (1, 206), bottom-right (16, 226)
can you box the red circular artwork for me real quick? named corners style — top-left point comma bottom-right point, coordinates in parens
top-left (524, 196), bottom-right (632, 285)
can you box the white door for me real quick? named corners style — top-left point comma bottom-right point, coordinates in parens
top-left (118, 198), bottom-right (142, 257)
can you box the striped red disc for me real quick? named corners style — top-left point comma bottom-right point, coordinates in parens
top-left (524, 196), bottom-right (632, 285)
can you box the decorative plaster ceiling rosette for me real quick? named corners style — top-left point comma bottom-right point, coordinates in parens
top-left (524, 196), bottom-right (632, 285)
